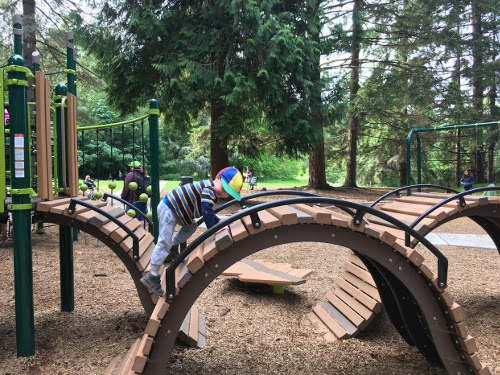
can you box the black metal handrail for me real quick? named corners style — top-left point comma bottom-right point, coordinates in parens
top-left (194, 190), bottom-right (322, 227)
top-left (369, 184), bottom-right (461, 208)
top-left (165, 196), bottom-right (448, 301)
top-left (405, 185), bottom-right (500, 245)
top-left (67, 198), bottom-right (141, 260)
top-left (102, 192), bottom-right (154, 233)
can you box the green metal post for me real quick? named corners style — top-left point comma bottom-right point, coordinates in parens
top-left (54, 83), bottom-right (74, 311)
top-left (148, 99), bottom-right (160, 242)
top-left (0, 68), bottom-right (6, 212)
top-left (416, 134), bottom-right (421, 187)
top-left (66, 32), bottom-right (78, 243)
top-left (60, 225), bottom-right (74, 312)
top-left (66, 32), bottom-right (77, 96)
top-left (8, 14), bottom-right (35, 357)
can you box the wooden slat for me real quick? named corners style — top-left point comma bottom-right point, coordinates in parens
top-left (284, 205), bottom-right (315, 224)
top-left (35, 197), bottom-right (78, 212)
top-left (88, 206), bottom-right (127, 228)
top-left (395, 195), bottom-right (474, 209)
top-left (186, 244), bottom-right (205, 274)
top-left (202, 234), bottom-right (218, 261)
top-left (312, 206), bottom-right (351, 228)
top-left (344, 262), bottom-right (377, 287)
top-left (320, 301), bottom-right (358, 336)
top-left (35, 71), bottom-right (48, 200)
top-left (412, 192), bottom-right (489, 205)
top-left (242, 215), bottom-right (266, 234)
top-left (111, 219), bottom-right (142, 243)
top-left (379, 202), bottom-right (455, 220)
top-left (326, 291), bottom-right (367, 330)
top-left (290, 204), bottom-right (331, 224)
top-left (135, 241), bottom-right (155, 272)
top-left (312, 305), bottom-right (349, 339)
top-left (120, 225), bottom-right (147, 252)
top-left (333, 288), bottom-right (373, 321)
top-left (131, 335), bottom-right (150, 373)
top-left (115, 338), bottom-right (141, 375)
top-left (215, 227), bottom-right (233, 250)
top-left (366, 211), bottom-right (433, 232)
top-left (101, 214), bottom-right (132, 236)
top-left (335, 278), bottom-right (381, 312)
top-left (130, 233), bottom-right (154, 260)
top-left (342, 272), bottom-right (381, 302)
top-left (267, 206), bottom-right (299, 225)
top-left (305, 312), bottom-right (338, 342)
top-left (186, 305), bottom-right (199, 347)
top-left (229, 219), bottom-right (249, 242)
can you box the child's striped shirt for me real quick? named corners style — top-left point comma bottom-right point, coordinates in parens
top-left (163, 179), bottom-right (217, 226)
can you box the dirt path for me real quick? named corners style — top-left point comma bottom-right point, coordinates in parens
top-left (0, 187), bottom-right (498, 374)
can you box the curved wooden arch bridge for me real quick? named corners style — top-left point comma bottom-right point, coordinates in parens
top-left (33, 186), bottom-right (499, 375)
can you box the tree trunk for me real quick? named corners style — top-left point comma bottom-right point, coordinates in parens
top-left (210, 99), bottom-right (229, 178)
top-left (471, 1), bottom-right (484, 116)
top-left (455, 129), bottom-right (461, 187)
top-left (23, 0), bottom-right (36, 103)
top-left (487, 142), bottom-right (494, 183)
top-left (308, 1), bottom-right (328, 190)
top-left (309, 139), bottom-right (329, 189)
top-left (344, 0), bottom-right (362, 188)
top-left (399, 161), bottom-right (407, 187)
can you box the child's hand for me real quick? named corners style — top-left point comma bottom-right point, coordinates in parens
top-left (216, 226), bottom-right (229, 234)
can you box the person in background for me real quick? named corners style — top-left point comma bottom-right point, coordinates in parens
top-left (246, 166), bottom-right (253, 182)
top-left (83, 175), bottom-right (96, 199)
top-left (140, 167), bottom-right (244, 296)
top-left (460, 169), bottom-right (476, 191)
top-left (121, 161), bottom-right (148, 220)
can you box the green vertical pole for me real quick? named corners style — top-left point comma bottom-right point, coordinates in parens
top-left (0, 68), bottom-right (6, 211)
top-left (54, 82), bottom-right (74, 312)
top-left (66, 32), bottom-right (78, 243)
top-left (148, 99), bottom-right (160, 242)
top-left (416, 134), bottom-right (422, 187)
top-left (406, 129), bottom-right (414, 195)
top-left (66, 32), bottom-right (77, 96)
top-left (9, 14), bottom-right (35, 357)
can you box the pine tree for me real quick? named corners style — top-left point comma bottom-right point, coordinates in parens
top-left (77, 0), bottom-right (327, 176)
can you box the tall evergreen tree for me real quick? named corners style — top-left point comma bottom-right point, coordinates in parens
top-left (78, 0), bottom-right (326, 176)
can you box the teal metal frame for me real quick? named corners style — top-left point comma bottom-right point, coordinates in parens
top-left (406, 121), bottom-right (500, 191)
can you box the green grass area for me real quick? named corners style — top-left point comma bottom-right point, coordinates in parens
top-left (161, 176), bottom-right (310, 190)
top-left (87, 177), bottom-right (499, 194)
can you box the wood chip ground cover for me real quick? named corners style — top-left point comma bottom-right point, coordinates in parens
top-left (0, 187), bottom-right (498, 374)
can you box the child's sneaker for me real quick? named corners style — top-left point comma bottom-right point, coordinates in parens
top-left (140, 272), bottom-right (164, 296)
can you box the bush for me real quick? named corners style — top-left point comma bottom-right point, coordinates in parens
top-left (232, 156), bottom-right (302, 180)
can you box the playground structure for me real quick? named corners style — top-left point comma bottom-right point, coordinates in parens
top-left (2, 14), bottom-right (499, 375)
top-left (1, 15), bottom-right (161, 357)
top-left (406, 121), bottom-right (500, 188)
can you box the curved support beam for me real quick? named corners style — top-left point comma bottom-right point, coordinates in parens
top-left (144, 225), bottom-right (473, 375)
top-left (37, 211), bottom-right (155, 316)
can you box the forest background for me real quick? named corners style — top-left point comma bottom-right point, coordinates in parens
top-left (0, 0), bottom-right (498, 189)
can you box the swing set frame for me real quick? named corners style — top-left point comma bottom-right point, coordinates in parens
top-left (406, 120), bottom-right (500, 189)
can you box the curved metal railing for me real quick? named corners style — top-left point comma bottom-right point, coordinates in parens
top-left (102, 192), bottom-right (153, 232)
top-left (66, 198), bottom-right (141, 260)
top-left (368, 184), bottom-right (461, 208)
top-left (165, 196), bottom-right (449, 301)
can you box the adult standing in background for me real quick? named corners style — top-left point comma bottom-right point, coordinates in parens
top-left (121, 161), bottom-right (148, 220)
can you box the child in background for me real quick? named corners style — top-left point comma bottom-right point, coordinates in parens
top-left (140, 167), bottom-right (244, 296)
top-left (460, 169), bottom-right (475, 191)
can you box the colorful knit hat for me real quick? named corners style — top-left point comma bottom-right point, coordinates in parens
top-left (217, 167), bottom-right (243, 201)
